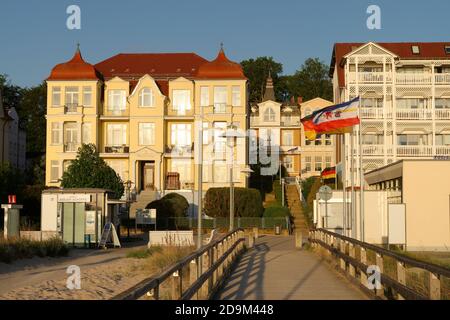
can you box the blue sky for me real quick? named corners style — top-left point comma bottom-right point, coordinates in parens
top-left (1, 0), bottom-right (450, 87)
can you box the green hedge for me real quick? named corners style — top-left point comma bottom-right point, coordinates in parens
top-left (263, 206), bottom-right (290, 218)
top-left (0, 237), bottom-right (69, 263)
top-left (204, 187), bottom-right (263, 218)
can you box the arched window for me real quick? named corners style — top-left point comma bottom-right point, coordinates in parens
top-left (139, 88), bottom-right (154, 107)
top-left (264, 107), bottom-right (276, 122)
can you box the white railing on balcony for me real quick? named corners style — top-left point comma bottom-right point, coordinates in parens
top-left (281, 117), bottom-right (301, 127)
top-left (348, 72), bottom-right (391, 83)
top-left (360, 107), bottom-right (390, 119)
top-left (397, 145), bottom-right (433, 157)
top-left (361, 145), bottom-right (384, 156)
top-left (64, 142), bottom-right (79, 152)
top-left (435, 73), bottom-right (450, 84)
top-left (436, 146), bottom-right (450, 156)
top-left (396, 73), bottom-right (431, 85)
top-left (104, 108), bottom-right (129, 117)
top-left (214, 103), bottom-right (227, 114)
top-left (64, 104), bottom-right (79, 113)
top-left (435, 109), bottom-right (450, 120)
top-left (396, 109), bottom-right (432, 120)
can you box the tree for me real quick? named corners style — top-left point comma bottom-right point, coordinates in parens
top-left (240, 57), bottom-right (284, 102)
top-left (288, 58), bottom-right (333, 102)
top-left (61, 144), bottom-right (124, 198)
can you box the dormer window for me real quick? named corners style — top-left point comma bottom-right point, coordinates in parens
top-left (139, 88), bottom-right (154, 107)
top-left (411, 45), bottom-right (420, 54)
top-left (445, 46), bottom-right (450, 55)
top-left (264, 107), bottom-right (276, 122)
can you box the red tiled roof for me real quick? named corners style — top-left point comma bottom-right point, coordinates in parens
top-left (47, 48), bottom-right (102, 81)
top-left (196, 48), bottom-right (246, 79)
top-left (94, 53), bottom-right (208, 80)
top-left (330, 42), bottom-right (450, 88)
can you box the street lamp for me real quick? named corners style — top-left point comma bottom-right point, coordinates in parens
top-left (220, 124), bottom-right (246, 231)
top-left (124, 180), bottom-right (133, 238)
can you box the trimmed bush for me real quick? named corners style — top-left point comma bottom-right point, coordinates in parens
top-left (146, 193), bottom-right (189, 230)
top-left (204, 187), bottom-right (263, 218)
top-left (263, 206), bottom-right (290, 218)
top-left (0, 237), bottom-right (69, 263)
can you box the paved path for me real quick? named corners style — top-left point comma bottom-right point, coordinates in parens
top-left (215, 235), bottom-right (368, 300)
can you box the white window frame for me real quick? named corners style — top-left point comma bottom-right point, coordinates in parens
top-left (82, 122), bottom-right (92, 144)
top-left (172, 90), bottom-right (191, 113)
top-left (171, 159), bottom-right (192, 183)
top-left (83, 86), bottom-right (92, 107)
top-left (51, 122), bottom-right (62, 145)
top-left (284, 156), bottom-right (294, 172)
top-left (139, 88), bottom-right (155, 107)
top-left (107, 123), bottom-right (127, 146)
top-left (108, 90), bottom-right (127, 111)
top-left (139, 123), bottom-right (155, 146)
top-left (50, 160), bottom-right (61, 182)
top-left (52, 87), bottom-right (61, 107)
top-left (232, 86), bottom-right (241, 107)
top-left (282, 130), bottom-right (294, 146)
top-left (213, 86), bottom-right (227, 113)
top-left (314, 156), bottom-right (322, 172)
top-left (65, 86), bottom-right (79, 106)
top-left (264, 107), bottom-right (276, 122)
top-left (171, 123), bottom-right (192, 146)
top-left (200, 86), bottom-right (209, 107)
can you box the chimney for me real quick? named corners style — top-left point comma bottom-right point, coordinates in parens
top-left (297, 96), bottom-right (303, 105)
top-left (290, 96), bottom-right (295, 105)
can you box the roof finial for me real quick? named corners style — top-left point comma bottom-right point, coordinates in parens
top-left (220, 42), bottom-right (224, 51)
top-left (76, 42), bottom-right (80, 52)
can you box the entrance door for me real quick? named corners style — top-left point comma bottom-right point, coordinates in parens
top-left (62, 202), bottom-right (86, 246)
top-left (144, 163), bottom-right (155, 190)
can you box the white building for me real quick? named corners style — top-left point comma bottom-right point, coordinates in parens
top-left (330, 42), bottom-right (450, 188)
top-left (0, 89), bottom-right (26, 171)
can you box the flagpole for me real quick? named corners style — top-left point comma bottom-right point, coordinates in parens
top-left (358, 99), bottom-right (365, 242)
top-left (350, 130), bottom-right (356, 239)
top-left (342, 134), bottom-right (346, 236)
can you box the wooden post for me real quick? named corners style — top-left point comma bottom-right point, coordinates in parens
top-left (396, 262), bottom-right (406, 300)
top-left (248, 232), bottom-right (254, 248)
top-left (171, 270), bottom-right (181, 300)
top-left (339, 240), bottom-right (346, 270)
top-left (348, 243), bottom-right (356, 277)
top-left (189, 259), bottom-right (198, 300)
top-left (200, 252), bottom-right (209, 299)
top-left (375, 253), bottom-right (384, 296)
top-left (253, 227), bottom-right (259, 239)
top-left (360, 247), bottom-right (368, 288)
top-left (295, 230), bottom-right (303, 249)
top-left (429, 272), bottom-right (441, 300)
top-left (218, 243), bottom-right (223, 279)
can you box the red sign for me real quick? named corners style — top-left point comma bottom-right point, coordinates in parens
top-left (8, 195), bottom-right (16, 204)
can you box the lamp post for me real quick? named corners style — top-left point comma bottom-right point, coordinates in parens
top-left (124, 180), bottom-right (133, 238)
top-left (220, 124), bottom-right (246, 231)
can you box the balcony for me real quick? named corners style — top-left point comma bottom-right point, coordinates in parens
top-left (103, 108), bottom-right (129, 117)
top-left (213, 103), bottom-right (227, 114)
top-left (396, 109), bottom-right (432, 120)
top-left (435, 74), bottom-right (450, 85)
top-left (166, 107), bottom-right (194, 117)
top-left (397, 145), bottom-right (432, 157)
top-left (165, 144), bottom-right (194, 157)
top-left (281, 117), bottom-right (301, 127)
top-left (64, 142), bottom-right (79, 152)
top-left (361, 145), bottom-right (384, 156)
top-left (360, 107), bottom-right (392, 119)
top-left (104, 145), bottom-right (129, 154)
top-left (64, 103), bottom-right (79, 114)
top-left (396, 73), bottom-right (431, 85)
top-left (348, 72), bottom-right (390, 84)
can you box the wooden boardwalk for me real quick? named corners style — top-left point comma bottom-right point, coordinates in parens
top-left (214, 235), bottom-right (368, 300)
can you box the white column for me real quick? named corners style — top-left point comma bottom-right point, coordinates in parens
top-left (431, 63), bottom-right (436, 156)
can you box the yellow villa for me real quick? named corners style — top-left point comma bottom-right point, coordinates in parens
top-left (45, 46), bottom-right (248, 214)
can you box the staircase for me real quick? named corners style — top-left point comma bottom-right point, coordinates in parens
top-left (129, 190), bottom-right (158, 218)
top-left (286, 184), bottom-right (309, 235)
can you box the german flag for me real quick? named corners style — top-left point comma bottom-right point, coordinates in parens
top-left (321, 167), bottom-right (336, 180)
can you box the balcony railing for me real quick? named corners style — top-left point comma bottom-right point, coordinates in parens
top-left (436, 146), bottom-right (450, 156)
top-left (435, 109), bottom-right (450, 120)
top-left (64, 103), bottom-right (79, 113)
top-left (165, 144), bottom-right (194, 156)
top-left (396, 73), bottom-right (432, 85)
top-left (104, 145), bottom-right (129, 153)
top-left (213, 103), bottom-right (227, 114)
top-left (64, 142), bottom-right (79, 152)
top-left (281, 118), bottom-right (301, 126)
top-left (397, 145), bottom-right (433, 157)
top-left (361, 145), bottom-right (384, 156)
top-left (435, 73), bottom-right (450, 84)
top-left (103, 108), bottom-right (129, 117)
top-left (396, 109), bottom-right (432, 120)
top-left (348, 72), bottom-right (393, 84)
top-left (360, 107), bottom-right (391, 119)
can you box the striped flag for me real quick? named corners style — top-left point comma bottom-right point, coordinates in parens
top-left (301, 97), bottom-right (360, 140)
top-left (321, 167), bottom-right (336, 180)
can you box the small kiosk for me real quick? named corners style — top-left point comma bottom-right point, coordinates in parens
top-left (41, 188), bottom-right (124, 247)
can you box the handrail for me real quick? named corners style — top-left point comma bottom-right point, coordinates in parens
top-left (309, 228), bottom-right (449, 300)
top-left (111, 228), bottom-right (245, 300)
top-left (314, 228), bottom-right (450, 278)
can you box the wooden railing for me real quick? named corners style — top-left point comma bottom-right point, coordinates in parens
top-left (309, 228), bottom-right (450, 300)
top-left (111, 229), bottom-right (245, 300)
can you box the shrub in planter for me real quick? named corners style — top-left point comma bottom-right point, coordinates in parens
top-left (146, 193), bottom-right (189, 230)
top-left (204, 187), bottom-right (263, 218)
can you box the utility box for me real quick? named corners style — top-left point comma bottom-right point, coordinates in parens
top-left (2, 204), bottom-right (23, 239)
